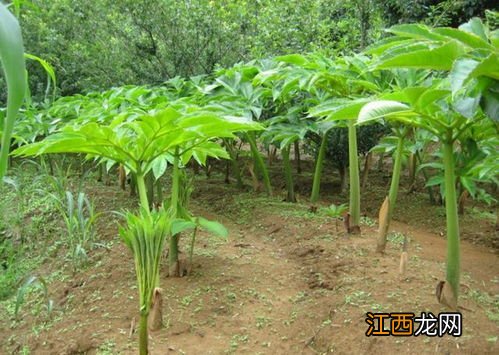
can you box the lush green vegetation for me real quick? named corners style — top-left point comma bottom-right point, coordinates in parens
top-left (1, 1), bottom-right (498, 354)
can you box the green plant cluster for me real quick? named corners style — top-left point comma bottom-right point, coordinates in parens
top-left (1, 3), bottom-right (498, 353)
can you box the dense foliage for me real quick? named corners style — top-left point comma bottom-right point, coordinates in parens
top-left (1, 2), bottom-right (498, 353)
top-left (6, 0), bottom-right (495, 101)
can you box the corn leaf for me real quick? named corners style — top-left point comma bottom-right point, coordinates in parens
top-left (0, 3), bottom-right (26, 181)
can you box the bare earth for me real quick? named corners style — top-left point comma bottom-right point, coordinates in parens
top-left (1, 165), bottom-right (498, 355)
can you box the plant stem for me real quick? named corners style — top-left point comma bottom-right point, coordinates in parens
top-left (388, 134), bottom-right (404, 216)
top-left (443, 140), bottom-right (460, 300)
top-left (224, 139), bottom-right (243, 188)
top-left (282, 145), bottom-right (296, 202)
top-left (136, 173), bottom-right (150, 213)
top-left (169, 148), bottom-right (180, 275)
top-left (415, 151), bottom-right (436, 204)
top-left (246, 132), bottom-right (272, 196)
top-left (294, 140), bottom-right (301, 174)
top-left (361, 152), bottom-right (372, 191)
top-left (377, 152), bottom-right (384, 171)
top-left (97, 163), bottom-right (103, 182)
top-left (348, 120), bottom-right (360, 228)
top-left (146, 172), bottom-right (154, 209)
top-left (408, 153), bottom-right (416, 188)
top-left (377, 133), bottom-right (404, 253)
top-left (139, 312), bottom-right (148, 355)
top-left (311, 133), bottom-right (327, 203)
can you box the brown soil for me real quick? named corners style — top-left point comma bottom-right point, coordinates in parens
top-left (1, 162), bottom-right (498, 355)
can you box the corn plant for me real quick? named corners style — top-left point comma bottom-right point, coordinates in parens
top-left (49, 190), bottom-right (99, 269)
top-left (15, 275), bottom-right (53, 321)
top-left (0, 3), bottom-right (26, 182)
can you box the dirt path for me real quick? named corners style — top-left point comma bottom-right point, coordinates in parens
top-left (391, 221), bottom-right (499, 294)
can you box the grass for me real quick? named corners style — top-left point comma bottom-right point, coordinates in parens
top-left (0, 162), bottom-right (110, 353)
top-left (0, 173), bottom-right (53, 300)
top-left (387, 232), bottom-right (409, 246)
top-left (467, 206), bottom-right (496, 222)
top-left (466, 288), bottom-right (499, 324)
top-left (344, 290), bottom-right (371, 307)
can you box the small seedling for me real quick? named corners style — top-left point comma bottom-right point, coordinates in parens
top-left (324, 203), bottom-right (348, 232)
top-left (15, 275), bottom-right (53, 320)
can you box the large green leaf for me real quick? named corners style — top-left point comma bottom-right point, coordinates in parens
top-left (275, 54), bottom-right (308, 67)
top-left (0, 4), bottom-right (26, 181)
top-left (388, 24), bottom-right (447, 42)
top-left (481, 82), bottom-right (499, 121)
top-left (459, 18), bottom-right (488, 42)
top-left (198, 217), bottom-right (228, 239)
top-left (377, 40), bottom-right (466, 71)
top-left (433, 27), bottom-right (492, 50)
top-left (170, 219), bottom-right (196, 235)
top-left (13, 107), bottom-right (263, 174)
top-left (310, 99), bottom-right (370, 121)
top-left (450, 55), bottom-right (499, 94)
top-left (25, 53), bottom-right (57, 101)
top-left (358, 100), bottom-right (412, 125)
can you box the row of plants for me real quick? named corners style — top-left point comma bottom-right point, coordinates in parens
top-left (2, 3), bottom-right (497, 352)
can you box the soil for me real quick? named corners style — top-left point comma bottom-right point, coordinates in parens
top-left (1, 159), bottom-right (498, 354)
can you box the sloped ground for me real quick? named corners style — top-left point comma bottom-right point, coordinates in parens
top-left (1, 165), bottom-right (498, 354)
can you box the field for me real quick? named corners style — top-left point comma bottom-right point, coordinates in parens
top-left (1, 159), bottom-right (497, 354)
top-left (1, 4), bottom-right (498, 355)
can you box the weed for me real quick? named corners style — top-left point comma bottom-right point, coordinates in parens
top-left (97, 340), bottom-right (116, 354)
top-left (344, 290), bottom-right (371, 306)
top-left (360, 216), bottom-right (377, 227)
top-left (467, 207), bottom-right (495, 222)
top-left (229, 333), bottom-right (249, 351)
top-left (226, 291), bottom-right (237, 302)
top-left (467, 289), bottom-right (499, 324)
top-left (181, 295), bottom-right (193, 307)
top-left (387, 232), bottom-right (409, 246)
top-left (255, 315), bottom-right (271, 329)
top-left (284, 310), bottom-right (298, 326)
top-left (290, 291), bottom-right (307, 304)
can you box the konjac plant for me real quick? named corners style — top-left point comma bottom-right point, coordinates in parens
top-left (362, 17), bottom-right (498, 307)
top-left (303, 53), bottom-right (389, 232)
top-left (14, 107), bottom-right (261, 354)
